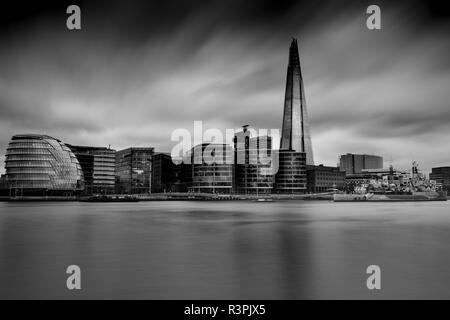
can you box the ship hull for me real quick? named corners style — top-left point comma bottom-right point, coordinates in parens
top-left (333, 191), bottom-right (447, 202)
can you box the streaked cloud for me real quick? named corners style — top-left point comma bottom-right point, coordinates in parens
top-left (0, 0), bottom-right (449, 174)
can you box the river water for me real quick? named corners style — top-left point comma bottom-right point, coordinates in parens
top-left (1, 200), bottom-right (449, 299)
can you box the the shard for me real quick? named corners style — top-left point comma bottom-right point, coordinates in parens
top-left (280, 38), bottom-right (314, 165)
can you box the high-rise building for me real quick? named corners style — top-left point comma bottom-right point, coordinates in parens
top-left (430, 166), bottom-right (450, 195)
top-left (68, 145), bottom-right (116, 195)
top-left (233, 127), bottom-right (274, 194)
top-left (280, 38), bottom-right (314, 165)
top-left (275, 38), bottom-right (311, 194)
top-left (116, 147), bottom-right (154, 194)
top-left (4, 134), bottom-right (84, 196)
top-left (338, 153), bottom-right (383, 175)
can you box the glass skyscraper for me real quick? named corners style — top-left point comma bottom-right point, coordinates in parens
top-left (280, 38), bottom-right (314, 166)
top-left (275, 39), bottom-right (312, 194)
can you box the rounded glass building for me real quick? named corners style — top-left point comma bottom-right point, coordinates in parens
top-left (4, 134), bottom-right (84, 195)
top-left (190, 143), bottom-right (233, 194)
top-left (274, 149), bottom-right (307, 194)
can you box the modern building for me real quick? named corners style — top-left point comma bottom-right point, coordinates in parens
top-left (190, 143), bottom-right (233, 194)
top-left (0, 174), bottom-right (8, 197)
top-left (116, 147), bottom-right (154, 194)
top-left (274, 39), bottom-right (310, 194)
top-left (68, 145), bottom-right (116, 195)
top-left (306, 164), bottom-right (346, 193)
top-left (274, 150), bottom-right (307, 194)
top-left (165, 154), bottom-right (192, 193)
top-left (280, 38), bottom-right (314, 166)
top-left (339, 153), bottom-right (383, 175)
top-left (0, 174), bottom-right (6, 187)
top-left (4, 134), bottom-right (84, 196)
top-left (151, 152), bottom-right (176, 193)
top-left (171, 162), bottom-right (192, 192)
top-left (430, 166), bottom-right (450, 195)
top-left (234, 127), bottom-right (274, 194)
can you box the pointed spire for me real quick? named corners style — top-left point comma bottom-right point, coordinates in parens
top-left (288, 38), bottom-right (300, 67)
top-left (280, 38), bottom-right (314, 165)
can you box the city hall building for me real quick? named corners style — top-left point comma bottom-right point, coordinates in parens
top-left (4, 134), bottom-right (84, 197)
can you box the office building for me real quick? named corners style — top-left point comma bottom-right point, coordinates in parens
top-left (430, 166), bottom-right (450, 195)
top-left (116, 147), bottom-right (154, 194)
top-left (190, 143), bottom-right (233, 194)
top-left (0, 174), bottom-right (6, 188)
top-left (68, 145), bottom-right (116, 195)
top-left (306, 164), bottom-right (346, 193)
top-left (0, 174), bottom-right (8, 197)
top-left (274, 39), bottom-right (310, 194)
top-left (234, 127), bottom-right (274, 194)
top-left (339, 153), bottom-right (383, 175)
top-left (151, 152), bottom-right (176, 193)
top-left (280, 38), bottom-right (314, 165)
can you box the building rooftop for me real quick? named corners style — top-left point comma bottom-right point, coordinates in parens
top-left (67, 144), bottom-right (116, 152)
top-left (11, 133), bottom-right (60, 142)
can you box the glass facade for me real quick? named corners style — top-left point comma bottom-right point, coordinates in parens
top-left (274, 149), bottom-right (307, 194)
top-left (280, 38), bottom-right (314, 165)
top-left (68, 145), bottom-right (116, 195)
top-left (234, 134), bottom-right (274, 194)
top-left (151, 153), bottom-right (177, 193)
top-left (116, 147), bottom-right (154, 194)
top-left (4, 134), bottom-right (84, 192)
top-left (190, 143), bottom-right (233, 194)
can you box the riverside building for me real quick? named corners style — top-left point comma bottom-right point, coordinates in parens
top-left (339, 153), bottom-right (383, 175)
top-left (190, 143), bottom-right (233, 194)
top-left (68, 145), bottom-right (116, 195)
top-left (234, 127), bottom-right (274, 195)
top-left (430, 166), bottom-right (450, 195)
top-left (306, 164), bottom-right (345, 193)
top-left (274, 39), bottom-right (311, 194)
top-left (4, 134), bottom-right (84, 197)
top-left (116, 147), bottom-right (154, 194)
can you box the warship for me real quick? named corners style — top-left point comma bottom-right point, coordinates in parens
top-left (334, 162), bottom-right (447, 202)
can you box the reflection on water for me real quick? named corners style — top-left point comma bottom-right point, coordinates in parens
top-left (1, 200), bottom-right (450, 299)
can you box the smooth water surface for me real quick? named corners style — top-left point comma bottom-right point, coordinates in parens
top-left (1, 200), bottom-right (450, 299)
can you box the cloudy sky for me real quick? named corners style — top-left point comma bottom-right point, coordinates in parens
top-left (0, 0), bottom-right (449, 174)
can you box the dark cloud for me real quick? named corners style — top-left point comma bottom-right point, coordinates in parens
top-left (0, 0), bottom-right (449, 174)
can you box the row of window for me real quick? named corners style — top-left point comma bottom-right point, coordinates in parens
top-left (7, 174), bottom-right (51, 181)
top-left (6, 149), bottom-right (52, 155)
top-left (5, 161), bottom-right (52, 168)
